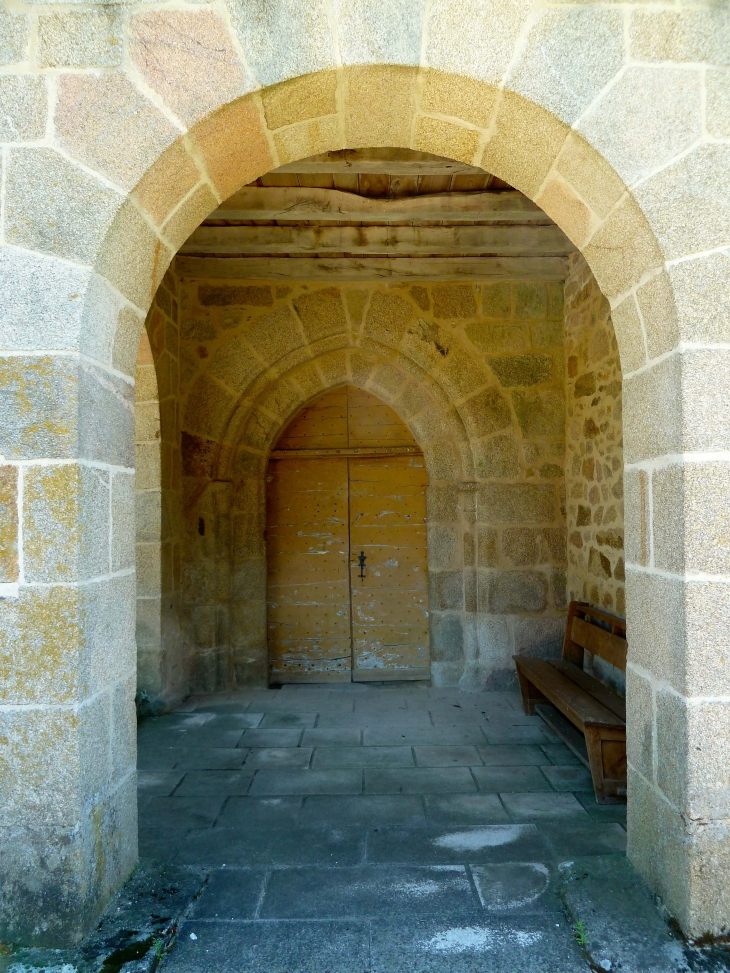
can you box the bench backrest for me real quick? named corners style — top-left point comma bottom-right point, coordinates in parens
top-left (563, 601), bottom-right (627, 672)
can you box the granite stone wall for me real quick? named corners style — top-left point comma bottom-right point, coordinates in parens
top-left (135, 268), bottom-right (186, 711)
top-left (175, 276), bottom-right (568, 692)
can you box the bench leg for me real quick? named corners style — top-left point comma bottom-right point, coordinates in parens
top-left (584, 725), bottom-right (627, 805)
top-left (516, 668), bottom-right (549, 715)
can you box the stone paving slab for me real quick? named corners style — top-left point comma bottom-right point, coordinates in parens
top-left (137, 745), bottom-right (188, 770)
top-left (366, 825), bottom-right (551, 866)
top-left (312, 745), bottom-right (415, 768)
top-left (482, 725), bottom-right (556, 745)
top-left (243, 747), bottom-right (313, 769)
top-left (175, 824), bottom-right (366, 867)
top-left (190, 868), bottom-right (267, 920)
top-left (302, 727), bottom-right (362, 746)
top-left (540, 764), bottom-right (595, 792)
top-left (541, 743), bottom-right (583, 766)
top-left (473, 765), bottom-right (554, 793)
top-left (363, 727), bottom-right (488, 746)
top-left (423, 794), bottom-right (510, 826)
top-left (259, 865), bottom-right (481, 919)
top-left (500, 792), bottom-right (590, 821)
top-left (575, 791), bottom-right (627, 822)
top-left (538, 821), bottom-right (627, 859)
top-left (560, 855), bottom-right (691, 972)
top-left (163, 919), bottom-right (371, 973)
top-left (368, 915), bottom-right (589, 973)
top-left (249, 768), bottom-right (363, 795)
top-left (476, 744), bottom-right (548, 766)
top-left (260, 712), bottom-right (318, 727)
top-left (139, 795), bottom-right (224, 830)
top-left (364, 767), bottom-right (477, 794)
top-left (216, 795), bottom-right (303, 827)
top-left (300, 794), bottom-right (427, 828)
top-left (240, 728), bottom-right (303, 747)
top-left (471, 862), bottom-right (560, 915)
top-left (413, 745), bottom-right (482, 767)
top-left (175, 747), bottom-right (248, 770)
top-left (173, 770), bottom-right (254, 796)
top-left (137, 770), bottom-right (185, 795)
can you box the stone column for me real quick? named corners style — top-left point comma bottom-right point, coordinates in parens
top-left (623, 316), bottom-right (730, 937)
top-left (0, 351), bottom-right (138, 945)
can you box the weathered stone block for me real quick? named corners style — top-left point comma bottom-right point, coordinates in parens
top-left (473, 434), bottom-right (520, 479)
top-left (0, 9), bottom-right (29, 64)
top-left (513, 282), bottom-right (548, 319)
top-left (0, 76), bottom-right (47, 142)
top-left (429, 570), bottom-right (464, 611)
top-left (5, 149), bottom-right (120, 267)
top-left (508, 7), bottom-right (624, 125)
top-left (477, 526), bottom-right (498, 567)
top-left (335, 0), bottom-right (425, 66)
top-left (430, 611), bottom-right (464, 663)
top-left (578, 65), bottom-right (703, 187)
top-left (427, 526), bottom-right (457, 570)
top-left (0, 775), bottom-right (137, 947)
top-left (37, 10), bottom-right (122, 68)
top-left (633, 143), bottom-right (730, 263)
top-left (466, 319), bottom-right (531, 356)
top-left (262, 70), bottom-right (338, 129)
top-left (208, 335), bottom-right (263, 395)
top-left (55, 72), bottom-right (179, 191)
top-left (344, 65), bottom-right (416, 147)
top-left (512, 390), bottom-right (565, 438)
top-left (426, 483), bottom-right (459, 522)
top-left (24, 464), bottom-right (109, 583)
top-left (502, 527), bottom-right (566, 567)
top-left (425, 0), bottom-right (531, 86)
top-left (625, 665), bottom-right (654, 783)
top-left (432, 284), bottom-right (477, 320)
top-left (293, 287), bottom-right (348, 342)
top-left (112, 473), bottom-right (135, 572)
top-left (190, 97), bottom-right (274, 201)
top-left (478, 570), bottom-right (548, 613)
top-left (420, 70), bottom-right (497, 129)
top-left (478, 483), bottom-right (556, 524)
top-left (130, 11), bottom-right (252, 127)
top-left (364, 290), bottom-right (414, 346)
top-left (512, 615), bottom-right (564, 659)
top-left (0, 466), bottom-right (18, 583)
top-left (227, 0), bottom-right (334, 87)
top-left (488, 354), bottom-right (552, 387)
top-left (459, 387), bottom-right (512, 438)
top-left (481, 283), bottom-right (512, 319)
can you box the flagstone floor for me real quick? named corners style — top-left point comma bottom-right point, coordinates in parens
top-left (138, 681), bottom-right (640, 973)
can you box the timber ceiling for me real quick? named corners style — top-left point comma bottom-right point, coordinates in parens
top-left (178, 149), bottom-right (574, 281)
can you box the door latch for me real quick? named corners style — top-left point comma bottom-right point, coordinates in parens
top-left (357, 551), bottom-right (366, 579)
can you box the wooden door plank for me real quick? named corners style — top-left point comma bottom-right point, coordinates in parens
top-left (266, 455), bottom-right (351, 681)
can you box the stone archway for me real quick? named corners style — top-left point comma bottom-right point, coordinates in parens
top-left (1, 5), bottom-right (727, 944)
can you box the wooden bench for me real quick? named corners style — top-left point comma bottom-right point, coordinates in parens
top-left (514, 601), bottom-right (628, 805)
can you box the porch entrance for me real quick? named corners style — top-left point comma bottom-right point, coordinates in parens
top-left (266, 386), bottom-right (429, 683)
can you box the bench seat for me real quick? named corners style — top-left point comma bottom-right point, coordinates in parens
top-left (514, 602), bottom-right (628, 805)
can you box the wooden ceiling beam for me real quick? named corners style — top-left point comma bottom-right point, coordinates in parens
top-left (269, 148), bottom-right (485, 176)
top-left (176, 256), bottom-right (570, 281)
top-left (210, 187), bottom-right (549, 224)
top-left (180, 224), bottom-right (573, 257)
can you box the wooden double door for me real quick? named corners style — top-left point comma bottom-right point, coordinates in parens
top-left (266, 387), bottom-right (430, 683)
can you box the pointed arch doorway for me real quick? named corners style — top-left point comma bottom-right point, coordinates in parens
top-left (266, 385), bottom-right (430, 684)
